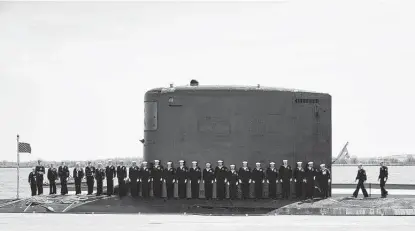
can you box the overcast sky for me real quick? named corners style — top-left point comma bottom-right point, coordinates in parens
top-left (1, 1), bottom-right (415, 162)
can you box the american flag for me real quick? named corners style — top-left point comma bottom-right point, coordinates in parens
top-left (343, 147), bottom-right (350, 159)
top-left (18, 142), bottom-right (31, 153)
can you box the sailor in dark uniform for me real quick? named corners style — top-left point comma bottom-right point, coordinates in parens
top-left (215, 160), bottom-right (228, 200)
top-left (151, 160), bottom-right (164, 198)
top-left (227, 164), bottom-right (239, 200)
top-left (47, 163), bottom-right (58, 195)
top-left (73, 162), bottom-right (84, 195)
top-left (252, 162), bottom-right (264, 200)
top-left (163, 161), bottom-right (175, 199)
top-left (105, 160), bottom-right (117, 196)
top-left (203, 162), bottom-right (214, 200)
top-left (140, 161), bottom-right (151, 198)
top-left (116, 161), bottom-right (127, 197)
top-left (318, 164), bottom-right (331, 198)
top-left (176, 160), bottom-right (188, 199)
top-left (189, 161), bottom-right (201, 199)
top-left (95, 163), bottom-right (106, 196)
top-left (28, 167), bottom-right (37, 196)
top-left (378, 162), bottom-right (388, 198)
top-left (293, 162), bottom-right (305, 199)
top-left (58, 162), bottom-right (70, 195)
top-left (85, 161), bottom-right (96, 195)
top-left (304, 162), bottom-right (316, 200)
top-left (35, 160), bottom-right (45, 195)
top-left (238, 161), bottom-right (251, 200)
top-left (265, 162), bottom-right (278, 199)
top-left (278, 160), bottom-right (292, 199)
top-left (353, 163), bottom-right (369, 198)
top-left (129, 161), bottom-right (140, 198)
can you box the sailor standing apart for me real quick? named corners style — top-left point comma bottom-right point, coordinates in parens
top-left (140, 161), bottom-right (151, 198)
top-left (252, 162), bottom-right (264, 200)
top-left (95, 163), bottom-right (106, 196)
top-left (203, 162), bottom-right (214, 200)
top-left (28, 167), bottom-right (37, 196)
top-left (129, 161), bottom-right (140, 198)
top-left (215, 160), bottom-right (228, 200)
top-left (189, 161), bottom-right (201, 199)
top-left (238, 161), bottom-right (251, 200)
top-left (151, 160), bottom-right (164, 198)
top-left (293, 162), bottom-right (304, 199)
top-left (105, 160), bottom-right (116, 196)
top-left (304, 162), bottom-right (316, 200)
top-left (116, 161), bottom-right (127, 197)
top-left (35, 160), bottom-right (45, 195)
top-left (318, 164), bottom-right (331, 198)
top-left (58, 162), bottom-right (70, 195)
top-left (85, 161), bottom-right (96, 195)
top-left (279, 160), bottom-right (292, 199)
top-left (227, 164), bottom-right (239, 200)
top-left (176, 160), bottom-right (188, 199)
top-left (47, 163), bottom-right (58, 195)
top-left (73, 162), bottom-right (84, 195)
top-left (266, 162), bottom-right (278, 199)
top-left (378, 162), bottom-right (388, 198)
top-left (353, 163), bottom-right (369, 198)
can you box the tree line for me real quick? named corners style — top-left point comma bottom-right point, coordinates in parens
top-left (0, 157), bottom-right (143, 168)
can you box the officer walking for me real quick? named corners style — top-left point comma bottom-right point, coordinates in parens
top-left (28, 167), bottom-right (37, 196)
top-left (140, 161), bottom-right (151, 198)
top-left (85, 161), bottom-right (95, 195)
top-left (304, 162), bottom-right (316, 200)
top-left (176, 160), bottom-right (188, 199)
top-left (151, 160), bottom-right (164, 198)
top-left (105, 160), bottom-right (116, 196)
top-left (278, 160), bottom-right (292, 199)
top-left (266, 162), bottom-right (278, 199)
top-left (378, 162), bottom-right (388, 198)
top-left (163, 161), bottom-right (176, 199)
top-left (73, 162), bottom-right (84, 195)
top-left (189, 161), bottom-right (201, 199)
top-left (58, 162), bottom-right (69, 195)
top-left (252, 162), bottom-right (264, 200)
top-left (228, 164), bottom-right (239, 200)
top-left (117, 161), bottom-right (127, 197)
top-left (215, 160), bottom-right (228, 200)
top-left (47, 163), bottom-right (58, 195)
top-left (35, 160), bottom-right (45, 195)
top-left (293, 162), bottom-right (304, 199)
top-left (203, 162), bottom-right (214, 200)
top-left (95, 163), bottom-right (106, 196)
top-left (238, 161), bottom-right (251, 200)
top-left (318, 163), bottom-right (331, 198)
top-left (129, 161), bottom-right (140, 198)
top-left (353, 163), bottom-right (369, 198)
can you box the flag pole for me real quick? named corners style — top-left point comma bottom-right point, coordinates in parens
top-left (17, 134), bottom-right (20, 199)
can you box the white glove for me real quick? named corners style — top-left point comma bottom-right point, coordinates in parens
top-left (253, 180), bottom-right (255, 183)
top-left (239, 180), bottom-right (242, 183)
top-left (262, 180), bottom-right (265, 183)
top-left (267, 180), bottom-right (269, 183)
top-left (211, 180), bottom-right (214, 184)
top-left (198, 180), bottom-right (200, 184)
top-left (148, 179), bottom-right (151, 182)
top-left (202, 180), bottom-right (205, 184)
top-left (290, 179), bottom-right (292, 182)
top-left (313, 176), bottom-right (316, 180)
top-left (328, 179), bottom-right (331, 183)
top-left (185, 179), bottom-right (187, 183)
top-left (139, 179), bottom-right (141, 182)
top-left (236, 182), bottom-right (239, 186)
top-left (224, 179), bottom-right (227, 183)
top-left (280, 179), bottom-right (283, 183)
top-left (294, 179), bottom-right (297, 182)
top-left (163, 179), bottom-right (166, 183)
top-left (303, 179), bottom-right (307, 183)
top-left (215, 179), bottom-right (217, 183)
top-left (172, 179), bottom-right (175, 183)
top-left (249, 179), bottom-right (252, 183)
top-left (160, 178), bottom-right (163, 182)
top-left (227, 182), bottom-right (230, 185)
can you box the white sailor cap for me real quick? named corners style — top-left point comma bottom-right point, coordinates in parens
top-left (297, 162), bottom-right (302, 165)
top-left (179, 160), bottom-right (184, 163)
top-left (217, 160), bottom-right (223, 163)
top-left (154, 160), bottom-right (160, 163)
top-left (142, 161), bottom-right (148, 164)
top-left (192, 161), bottom-right (197, 164)
top-left (270, 162), bottom-right (275, 165)
top-left (308, 162), bottom-right (313, 165)
top-left (230, 164), bottom-right (235, 167)
top-left (242, 161), bottom-right (248, 164)
top-left (132, 161), bottom-right (136, 163)
top-left (256, 162), bottom-right (261, 165)
top-left (320, 164), bottom-right (325, 167)
top-left (283, 160), bottom-right (288, 162)
top-left (167, 161), bottom-right (172, 164)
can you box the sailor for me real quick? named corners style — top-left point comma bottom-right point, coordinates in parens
top-left (116, 161), bottom-right (128, 197)
top-left (203, 162), bottom-right (215, 200)
top-left (95, 163), bottom-right (106, 196)
top-left (304, 162), bottom-right (316, 200)
top-left (105, 160), bottom-right (117, 196)
top-left (163, 161), bottom-right (176, 199)
top-left (73, 162), bottom-right (84, 195)
top-left (227, 164), bottom-right (239, 200)
top-left (151, 160), bottom-right (164, 198)
top-left (85, 161), bottom-right (96, 195)
top-left (58, 162), bottom-right (70, 195)
top-left (238, 161), bottom-right (252, 200)
top-left (35, 160), bottom-right (45, 195)
top-left (265, 162), bottom-right (278, 199)
top-left (252, 162), bottom-right (264, 200)
top-left (293, 162), bottom-right (305, 199)
top-left (128, 161), bottom-right (140, 198)
top-left (318, 164), bottom-right (331, 198)
top-left (28, 167), bottom-right (37, 196)
top-left (353, 163), bottom-right (369, 198)
top-left (140, 161), bottom-right (151, 198)
top-left (176, 160), bottom-right (188, 199)
top-left (189, 161), bottom-right (201, 199)
top-left (278, 160), bottom-right (292, 199)
top-left (47, 163), bottom-right (58, 195)
top-left (214, 160), bottom-right (228, 200)
top-left (378, 162), bottom-right (389, 198)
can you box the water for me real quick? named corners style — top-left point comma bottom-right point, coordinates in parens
top-left (1, 166), bottom-right (414, 199)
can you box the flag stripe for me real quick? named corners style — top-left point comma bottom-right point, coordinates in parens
top-left (18, 142), bottom-right (31, 153)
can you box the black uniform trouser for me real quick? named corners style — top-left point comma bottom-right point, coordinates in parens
top-left (305, 181), bottom-right (314, 199)
top-left (269, 181), bottom-right (277, 199)
top-left (30, 183), bottom-right (37, 196)
top-left (229, 183), bottom-right (237, 200)
top-left (75, 178), bottom-right (82, 194)
top-left (107, 178), bottom-right (114, 196)
top-left (60, 179), bottom-right (68, 195)
top-left (142, 181), bottom-right (150, 198)
top-left (216, 181), bottom-right (225, 200)
top-left (205, 182), bottom-right (213, 199)
top-left (191, 180), bottom-right (200, 198)
top-left (49, 181), bottom-right (56, 195)
top-left (282, 180), bottom-right (290, 199)
top-left (353, 180), bottom-right (368, 198)
top-left (178, 181), bottom-right (186, 199)
top-left (87, 177), bottom-right (94, 195)
top-left (166, 182), bottom-right (174, 199)
top-left (153, 179), bottom-right (162, 198)
top-left (96, 180), bottom-right (103, 195)
top-left (254, 181), bottom-right (262, 199)
top-left (118, 178), bottom-right (125, 197)
top-left (380, 178), bottom-right (388, 197)
top-left (320, 181), bottom-right (329, 198)
top-left (130, 179), bottom-right (138, 197)
top-left (295, 181), bottom-right (303, 198)
top-left (36, 178), bottom-right (43, 195)
top-left (241, 181), bottom-right (250, 199)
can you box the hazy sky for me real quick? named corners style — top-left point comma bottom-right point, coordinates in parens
top-left (1, 1), bottom-right (415, 162)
